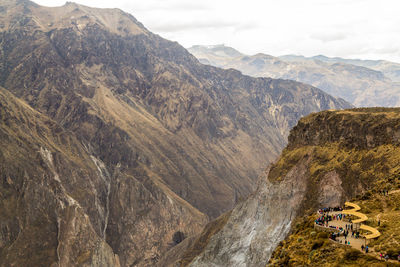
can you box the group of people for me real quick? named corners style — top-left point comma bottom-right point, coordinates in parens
top-left (344, 224), bottom-right (361, 238)
top-left (361, 244), bottom-right (369, 253)
top-left (315, 211), bottom-right (346, 227)
top-left (316, 205), bottom-right (400, 262)
top-left (316, 206), bottom-right (363, 249)
top-left (315, 214), bottom-right (331, 226)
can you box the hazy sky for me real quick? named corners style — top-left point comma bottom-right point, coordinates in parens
top-left (33, 0), bottom-right (400, 62)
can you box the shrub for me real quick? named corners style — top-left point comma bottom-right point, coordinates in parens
top-left (361, 191), bottom-right (372, 200)
top-left (386, 249), bottom-right (399, 259)
top-left (311, 239), bottom-right (324, 250)
top-left (317, 232), bottom-right (328, 239)
top-left (344, 249), bottom-right (362, 261)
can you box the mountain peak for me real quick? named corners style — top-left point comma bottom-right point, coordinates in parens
top-left (188, 44), bottom-right (243, 58)
top-left (0, 0), bottom-right (148, 36)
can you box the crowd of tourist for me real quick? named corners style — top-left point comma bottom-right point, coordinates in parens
top-left (315, 206), bottom-right (347, 227)
top-left (315, 205), bottom-right (400, 262)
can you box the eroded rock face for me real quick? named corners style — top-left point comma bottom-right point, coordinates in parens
top-left (190, 161), bottom-right (310, 267)
top-left (106, 172), bottom-right (207, 266)
top-left (318, 171), bottom-right (345, 207)
top-left (0, 88), bottom-right (119, 266)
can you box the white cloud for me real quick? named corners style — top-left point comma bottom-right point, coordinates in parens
top-left (32, 0), bottom-right (400, 62)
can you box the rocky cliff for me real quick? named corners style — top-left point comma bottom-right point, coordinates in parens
top-left (0, 1), bottom-right (350, 266)
top-left (0, 87), bottom-right (120, 266)
top-left (189, 45), bottom-right (400, 107)
top-left (176, 108), bottom-right (400, 266)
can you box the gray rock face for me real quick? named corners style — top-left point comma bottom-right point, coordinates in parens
top-left (190, 161), bottom-right (309, 267)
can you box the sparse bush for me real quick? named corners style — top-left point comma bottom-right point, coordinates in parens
top-left (317, 232), bottom-right (328, 239)
top-left (311, 239), bottom-right (324, 250)
top-left (361, 191), bottom-right (372, 200)
top-left (344, 249), bottom-right (362, 261)
top-left (386, 249), bottom-right (399, 259)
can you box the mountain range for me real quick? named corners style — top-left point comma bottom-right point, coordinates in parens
top-left (0, 1), bottom-right (350, 266)
top-left (189, 45), bottom-right (400, 107)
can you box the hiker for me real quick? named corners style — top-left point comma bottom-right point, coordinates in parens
top-left (385, 254), bottom-right (389, 261)
top-left (361, 244), bottom-right (364, 251)
top-left (366, 246), bottom-right (369, 253)
top-left (378, 220), bottom-right (380, 226)
top-left (380, 253), bottom-right (383, 260)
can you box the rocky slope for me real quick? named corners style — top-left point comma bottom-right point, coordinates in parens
top-left (0, 87), bottom-right (120, 266)
top-left (0, 1), bottom-right (350, 266)
top-left (171, 108), bottom-right (400, 266)
top-left (189, 45), bottom-right (400, 107)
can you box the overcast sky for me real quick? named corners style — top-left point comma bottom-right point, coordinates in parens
top-left (33, 0), bottom-right (400, 62)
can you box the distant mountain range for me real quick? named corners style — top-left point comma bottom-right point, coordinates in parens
top-left (189, 45), bottom-right (400, 107)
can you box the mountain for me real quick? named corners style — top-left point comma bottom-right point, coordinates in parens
top-left (188, 45), bottom-right (400, 107)
top-left (169, 108), bottom-right (400, 266)
top-left (0, 1), bottom-right (350, 266)
top-left (293, 54), bottom-right (400, 83)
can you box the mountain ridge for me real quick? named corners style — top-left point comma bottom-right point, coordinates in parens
top-left (189, 45), bottom-right (400, 107)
